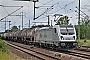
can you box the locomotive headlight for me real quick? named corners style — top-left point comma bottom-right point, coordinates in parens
top-left (61, 37), bottom-right (64, 40)
top-left (72, 36), bottom-right (75, 40)
top-left (61, 36), bottom-right (64, 40)
top-left (72, 37), bottom-right (74, 40)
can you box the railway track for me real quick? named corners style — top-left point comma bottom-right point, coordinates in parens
top-left (3, 40), bottom-right (61, 60)
top-left (62, 50), bottom-right (90, 59)
top-left (3, 40), bottom-right (90, 60)
top-left (81, 46), bottom-right (90, 48)
top-left (75, 47), bottom-right (90, 52)
top-left (59, 46), bottom-right (90, 60)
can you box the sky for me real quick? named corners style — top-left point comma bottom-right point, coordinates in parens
top-left (0, 0), bottom-right (90, 32)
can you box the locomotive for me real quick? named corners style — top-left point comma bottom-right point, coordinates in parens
top-left (1, 25), bottom-right (77, 50)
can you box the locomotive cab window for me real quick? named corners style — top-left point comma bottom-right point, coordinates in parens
top-left (60, 28), bottom-right (74, 35)
top-left (68, 29), bottom-right (74, 35)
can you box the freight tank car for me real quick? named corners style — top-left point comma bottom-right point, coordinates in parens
top-left (16, 28), bottom-right (35, 44)
top-left (34, 25), bottom-right (77, 50)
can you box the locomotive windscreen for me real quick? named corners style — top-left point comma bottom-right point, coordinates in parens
top-left (60, 25), bottom-right (74, 35)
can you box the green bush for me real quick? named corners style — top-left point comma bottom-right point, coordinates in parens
top-left (77, 39), bottom-right (90, 46)
top-left (0, 40), bottom-right (8, 52)
top-left (77, 40), bottom-right (84, 45)
top-left (84, 39), bottom-right (86, 42)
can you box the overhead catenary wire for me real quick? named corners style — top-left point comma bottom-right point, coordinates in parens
top-left (11, 0), bottom-right (54, 20)
top-left (34, 0), bottom-right (64, 20)
top-left (1, 0), bottom-right (90, 32)
top-left (84, 0), bottom-right (90, 7)
top-left (3, 7), bottom-right (9, 15)
top-left (76, 7), bottom-right (90, 18)
top-left (35, 5), bottom-right (53, 20)
top-left (0, 0), bottom-right (54, 31)
top-left (38, 0), bottom-right (54, 8)
top-left (52, 0), bottom-right (77, 14)
top-left (33, 0), bottom-right (77, 21)
top-left (0, 4), bottom-right (33, 31)
top-left (0, 6), bottom-right (23, 21)
top-left (81, 0), bottom-right (90, 17)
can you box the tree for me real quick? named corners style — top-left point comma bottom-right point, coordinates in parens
top-left (57, 16), bottom-right (69, 25)
top-left (11, 26), bottom-right (18, 32)
top-left (75, 16), bottom-right (90, 39)
top-left (75, 25), bottom-right (85, 39)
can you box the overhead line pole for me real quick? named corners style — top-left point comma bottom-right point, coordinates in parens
top-left (78, 0), bottom-right (80, 40)
top-left (5, 18), bottom-right (6, 32)
top-left (14, 0), bottom-right (39, 20)
top-left (9, 11), bottom-right (25, 30)
top-left (47, 15), bottom-right (50, 26)
top-left (34, 1), bottom-right (36, 20)
top-left (29, 20), bottom-right (30, 28)
top-left (9, 21), bottom-right (11, 31)
top-left (22, 11), bottom-right (23, 29)
top-left (0, 21), bottom-right (11, 31)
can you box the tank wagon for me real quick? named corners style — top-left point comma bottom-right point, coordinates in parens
top-left (1, 25), bottom-right (77, 50)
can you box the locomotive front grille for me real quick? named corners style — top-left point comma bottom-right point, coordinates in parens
top-left (60, 42), bottom-right (74, 49)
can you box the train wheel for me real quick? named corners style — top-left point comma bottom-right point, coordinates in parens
top-left (47, 44), bottom-right (50, 49)
top-left (37, 43), bottom-right (40, 47)
top-left (34, 42), bottom-right (36, 46)
top-left (51, 44), bottom-right (56, 50)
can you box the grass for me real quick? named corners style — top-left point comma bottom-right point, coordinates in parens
top-left (0, 50), bottom-right (24, 60)
top-left (0, 39), bottom-right (8, 52)
top-left (0, 39), bottom-right (25, 60)
top-left (77, 39), bottom-right (90, 46)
